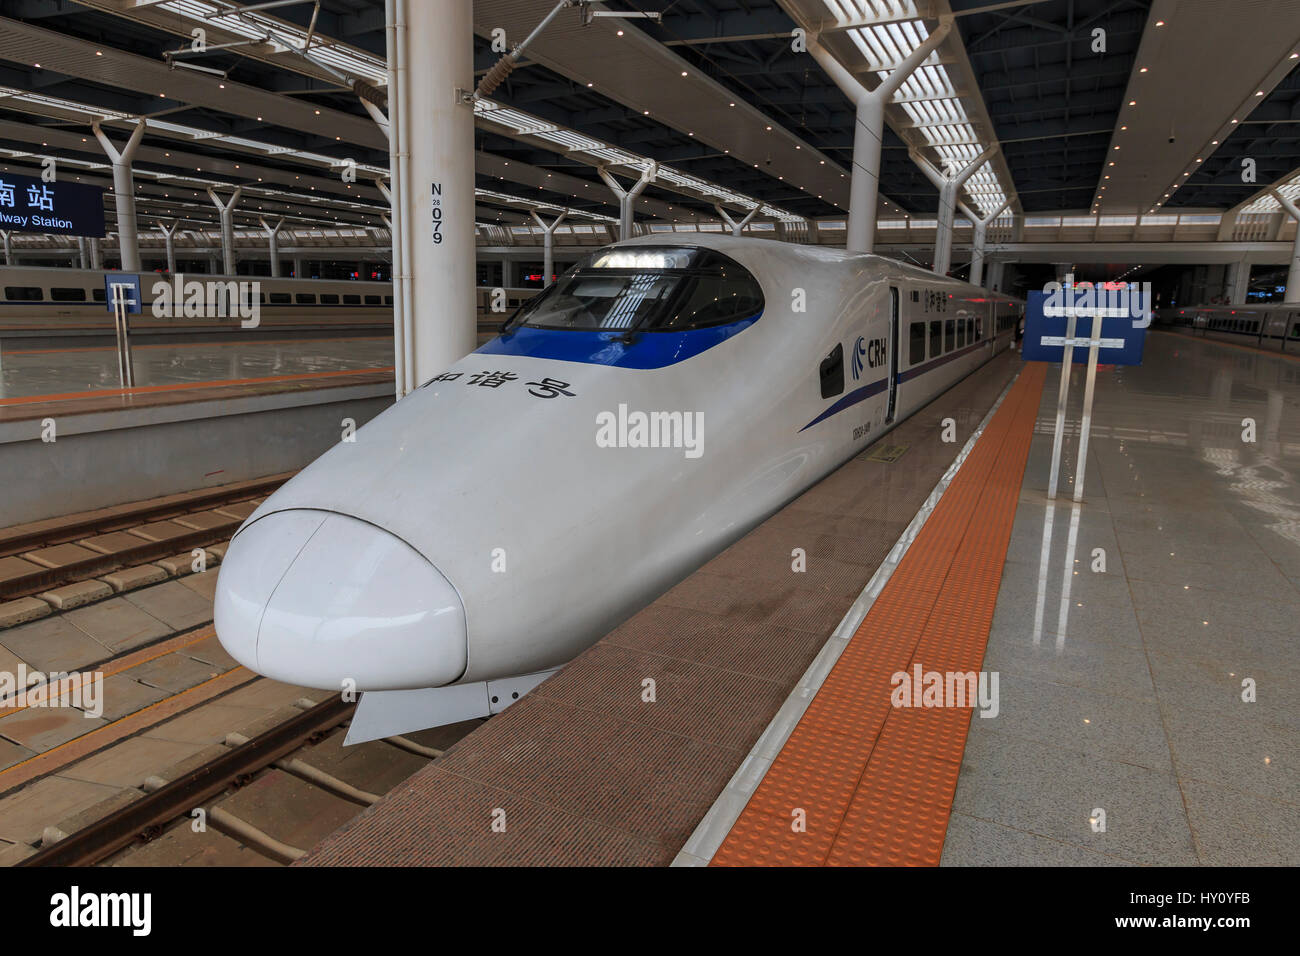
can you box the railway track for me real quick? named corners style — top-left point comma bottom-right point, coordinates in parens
top-left (0, 479), bottom-right (490, 866)
top-left (6, 681), bottom-right (482, 867)
top-left (0, 473), bottom-right (293, 605)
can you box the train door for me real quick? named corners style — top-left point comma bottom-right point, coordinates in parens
top-left (886, 287), bottom-right (900, 424)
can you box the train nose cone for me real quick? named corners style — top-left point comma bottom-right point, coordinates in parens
top-left (214, 509), bottom-right (466, 691)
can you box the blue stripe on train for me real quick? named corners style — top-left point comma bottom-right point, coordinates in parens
top-left (475, 313), bottom-right (759, 369)
top-left (799, 336), bottom-right (1002, 432)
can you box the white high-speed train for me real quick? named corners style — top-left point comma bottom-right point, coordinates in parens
top-left (1158, 303), bottom-right (1300, 353)
top-left (0, 265), bottom-right (533, 343)
top-left (214, 235), bottom-right (1022, 742)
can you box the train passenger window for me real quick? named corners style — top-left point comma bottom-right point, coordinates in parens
top-left (343, 294), bottom-right (361, 305)
top-left (384, 296), bottom-right (394, 305)
top-left (51, 287), bottom-right (87, 301)
top-left (929, 320), bottom-right (942, 357)
top-left (269, 292), bottom-right (291, 304)
top-left (957, 319), bottom-right (967, 348)
top-left (975, 318), bottom-right (983, 341)
top-left (319, 294), bottom-right (340, 305)
top-left (364, 295), bottom-right (382, 305)
top-left (296, 293), bottom-right (317, 304)
top-left (909, 323), bottom-right (926, 365)
top-left (820, 343), bottom-right (844, 399)
top-left (911, 290), bottom-right (920, 303)
top-left (4, 286), bottom-right (43, 301)
top-left (944, 319), bottom-right (955, 352)
top-left (1291, 323), bottom-right (1300, 338)
top-left (93, 288), bottom-right (106, 302)
top-left (507, 247), bottom-right (763, 333)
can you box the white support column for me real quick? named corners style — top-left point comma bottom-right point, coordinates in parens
top-left (958, 196), bottom-right (1012, 288)
top-left (714, 203), bottom-right (758, 237)
top-left (207, 186), bottom-right (243, 275)
top-left (259, 217), bottom-right (286, 277)
top-left (89, 237), bottom-right (102, 270)
top-left (1, 229), bottom-right (10, 266)
top-left (914, 143), bottom-right (999, 276)
top-left (76, 236), bottom-right (88, 269)
top-left (529, 209), bottom-right (567, 287)
top-left (91, 119), bottom-right (147, 272)
top-left (1228, 259), bottom-right (1250, 304)
top-left (157, 220), bottom-right (180, 274)
top-left (598, 164), bottom-right (657, 240)
top-left (1269, 189), bottom-right (1300, 303)
top-left (807, 18), bottom-right (952, 253)
top-left (986, 259), bottom-right (1005, 292)
top-left (401, 0), bottom-right (476, 389)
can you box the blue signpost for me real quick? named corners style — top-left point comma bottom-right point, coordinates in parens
top-left (105, 274), bottom-right (142, 387)
top-left (1023, 278), bottom-right (1148, 501)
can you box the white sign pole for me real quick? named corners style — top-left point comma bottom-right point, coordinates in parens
top-left (1046, 308), bottom-right (1076, 501)
top-left (110, 282), bottom-right (135, 388)
top-left (1073, 314), bottom-right (1103, 502)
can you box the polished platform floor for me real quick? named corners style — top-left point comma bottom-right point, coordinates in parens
top-left (0, 337), bottom-right (393, 402)
top-left (943, 332), bottom-right (1300, 865)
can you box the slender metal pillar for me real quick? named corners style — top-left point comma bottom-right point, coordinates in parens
top-left (914, 143), bottom-right (998, 276)
top-left (807, 19), bottom-right (952, 253)
top-left (959, 197), bottom-right (1012, 287)
top-left (90, 237), bottom-right (102, 270)
top-left (0, 229), bottom-right (10, 266)
top-left (403, 0), bottom-right (476, 388)
top-left (714, 203), bottom-right (758, 237)
top-left (529, 210), bottom-right (567, 287)
top-left (260, 217), bottom-right (286, 277)
top-left (76, 236), bottom-right (88, 269)
top-left (598, 164), bottom-right (657, 241)
top-left (206, 187), bottom-right (242, 275)
top-left (91, 119), bottom-right (147, 272)
top-left (158, 220), bottom-right (179, 274)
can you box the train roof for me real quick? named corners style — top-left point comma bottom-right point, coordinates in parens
top-left (608, 232), bottom-right (1023, 303)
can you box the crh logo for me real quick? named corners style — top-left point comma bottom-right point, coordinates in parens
top-left (866, 336), bottom-right (888, 368)
top-left (851, 336), bottom-right (867, 380)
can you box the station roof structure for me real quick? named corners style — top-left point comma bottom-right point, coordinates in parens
top-left (0, 0), bottom-right (1297, 240)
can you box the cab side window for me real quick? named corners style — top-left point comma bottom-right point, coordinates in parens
top-left (820, 343), bottom-right (844, 399)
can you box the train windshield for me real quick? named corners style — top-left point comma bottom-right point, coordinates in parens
top-left (507, 247), bottom-right (763, 333)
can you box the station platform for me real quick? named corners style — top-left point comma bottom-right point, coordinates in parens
top-left (301, 330), bottom-right (1299, 867)
top-left (0, 336), bottom-right (396, 525)
top-left (0, 336), bottom-right (393, 407)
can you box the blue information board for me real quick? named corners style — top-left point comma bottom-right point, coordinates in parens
top-left (0, 171), bottom-right (106, 237)
top-left (1022, 290), bottom-right (1146, 366)
top-left (104, 274), bottom-right (142, 315)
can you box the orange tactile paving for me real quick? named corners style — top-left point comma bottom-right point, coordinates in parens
top-left (712, 362), bottom-right (1047, 867)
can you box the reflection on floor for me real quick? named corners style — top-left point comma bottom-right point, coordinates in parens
top-left (0, 336), bottom-right (393, 400)
top-left (944, 331), bottom-right (1300, 866)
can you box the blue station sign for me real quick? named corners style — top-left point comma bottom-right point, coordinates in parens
top-left (1022, 289), bottom-right (1146, 366)
top-left (0, 171), bottom-right (106, 237)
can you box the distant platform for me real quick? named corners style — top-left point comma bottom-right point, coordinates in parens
top-left (0, 343), bottom-right (394, 526)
